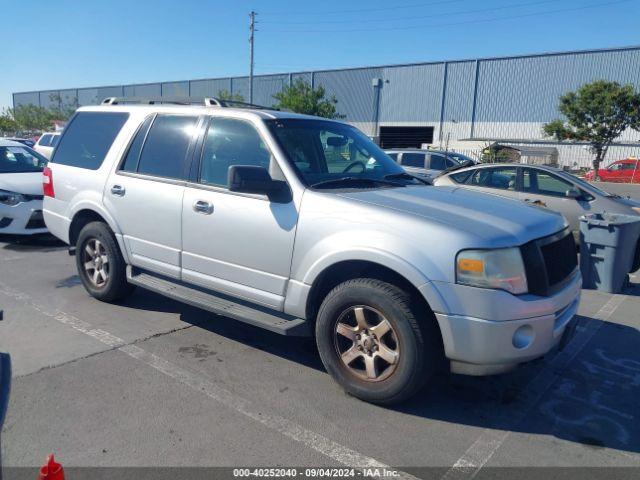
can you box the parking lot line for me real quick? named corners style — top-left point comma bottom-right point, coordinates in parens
top-left (440, 294), bottom-right (627, 480)
top-left (0, 279), bottom-right (419, 478)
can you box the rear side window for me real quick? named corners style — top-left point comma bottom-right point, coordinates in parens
top-left (38, 134), bottom-right (52, 147)
top-left (136, 115), bottom-right (199, 180)
top-left (429, 154), bottom-right (447, 170)
top-left (50, 135), bottom-right (61, 148)
top-left (51, 112), bottom-right (129, 170)
top-left (401, 153), bottom-right (426, 168)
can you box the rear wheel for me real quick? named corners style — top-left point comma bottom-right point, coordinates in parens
top-left (76, 222), bottom-right (134, 302)
top-left (315, 278), bottom-right (438, 404)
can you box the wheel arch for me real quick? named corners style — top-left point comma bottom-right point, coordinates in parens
top-left (68, 206), bottom-right (129, 264)
top-left (304, 260), bottom-right (444, 350)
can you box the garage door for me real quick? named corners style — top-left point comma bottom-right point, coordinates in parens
top-left (379, 126), bottom-right (434, 149)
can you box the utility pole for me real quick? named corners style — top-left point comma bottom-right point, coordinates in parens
top-left (249, 10), bottom-right (257, 104)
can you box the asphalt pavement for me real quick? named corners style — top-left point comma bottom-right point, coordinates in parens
top-left (0, 209), bottom-right (639, 477)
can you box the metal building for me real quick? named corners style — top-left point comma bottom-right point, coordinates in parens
top-left (13, 45), bottom-right (640, 168)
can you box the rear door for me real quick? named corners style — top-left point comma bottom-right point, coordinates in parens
top-left (463, 166), bottom-right (521, 201)
top-left (105, 113), bottom-right (200, 279)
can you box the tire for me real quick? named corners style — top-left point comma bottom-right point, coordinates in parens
top-left (75, 221), bottom-right (135, 302)
top-left (315, 278), bottom-right (439, 405)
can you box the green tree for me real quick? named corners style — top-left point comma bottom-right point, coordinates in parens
top-left (10, 105), bottom-right (56, 132)
top-left (217, 90), bottom-right (245, 102)
top-left (273, 79), bottom-right (343, 119)
top-left (0, 109), bottom-right (18, 135)
top-left (543, 80), bottom-right (640, 180)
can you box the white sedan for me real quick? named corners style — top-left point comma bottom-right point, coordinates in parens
top-left (0, 139), bottom-right (48, 235)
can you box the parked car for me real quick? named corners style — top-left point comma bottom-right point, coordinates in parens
top-left (584, 157), bottom-right (640, 183)
top-left (434, 163), bottom-right (640, 243)
top-left (34, 132), bottom-right (61, 159)
top-left (384, 149), bottom-right (476, 181)
top-left (44, 100), bottom-right (580, 404)
top-left (0, 139), bottom-right (48, 235)
top-left (2, 137), bottom-right (36, 148)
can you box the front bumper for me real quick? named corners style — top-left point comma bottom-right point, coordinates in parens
top-left (428, 270), bottom-right (582, 375)
top-left (0, 200), bottom-right (48, 235)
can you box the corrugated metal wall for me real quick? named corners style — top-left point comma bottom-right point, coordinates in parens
top-left (12, 46), bottom-right (640, 167)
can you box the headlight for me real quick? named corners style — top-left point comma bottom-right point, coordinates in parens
top-left (0, 190), bottom-right (26, 206)
top-left (456, 248), bottom-right (528, 295)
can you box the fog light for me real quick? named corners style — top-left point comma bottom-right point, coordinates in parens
top-left (512, 325), bottom-right (534, 349)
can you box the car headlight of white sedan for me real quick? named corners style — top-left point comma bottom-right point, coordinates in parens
top-left (0, 190), bottom-right (27, 206)
top-left (456, 247), bottom-right (528, 295)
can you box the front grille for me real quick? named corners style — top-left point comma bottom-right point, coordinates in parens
top-left (521, 229), bottom-right (577, 296)
top-left (540, 232), bottom-right (577, 287)
top-left (25, 210), bottom-right (45, 229)
top-left (0, 217), bottom-right (13, 229)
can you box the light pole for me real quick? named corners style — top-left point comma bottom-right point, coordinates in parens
top-left (249, 11), bottom-right (257, 104)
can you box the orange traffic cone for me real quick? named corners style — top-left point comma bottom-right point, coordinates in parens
top-left (38, 454), bottom-right (65, 480)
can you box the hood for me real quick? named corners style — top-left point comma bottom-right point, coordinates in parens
top-left (0, 172), bottom-right (44, 196)
top-left (338, 185), bottom-right (568, 246)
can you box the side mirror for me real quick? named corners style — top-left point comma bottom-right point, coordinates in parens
top-left (566, 187), bottom-right (581, 199)
top-left (228, 165), bottom-right (287, 197)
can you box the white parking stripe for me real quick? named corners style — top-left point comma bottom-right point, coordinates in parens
top-left (441, 294), bottom-right (627, 480)
top-left (0, 281), bottom-right (418, 478)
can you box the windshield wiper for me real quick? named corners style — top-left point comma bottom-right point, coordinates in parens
top-left (384, 172), bottom-right (431, 185)
top-left (311, 177), bottom-right (404, 189)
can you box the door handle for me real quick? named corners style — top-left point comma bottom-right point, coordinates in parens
top-left (193, 200), bottom-right (213, 214)
top-left (111, 185), bottom-right (126, 196)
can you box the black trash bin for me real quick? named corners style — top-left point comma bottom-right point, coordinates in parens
top-left (580, 213), bottom-right (640, 293)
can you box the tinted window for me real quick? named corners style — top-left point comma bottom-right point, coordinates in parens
top-left (469, 167), bottom-right (518, 190)
top-left (387, 153), bottom-right (399, 162)
top-left (401, 153), bottom-right (426, 168)
top-left (622, 162), bottom-right (638, 170)
top-left (50, 135), bottom-right (60, 147)
top-left (120, 116), bottom-right (154, 173)
top-left (200, 118), bottom-right (271, 187)
top-left (429, 154), bottom-right (447, 170)
top-left (0, 146), bottom-right (48, 173)
top-left (52, 112), bottom-right (129, 170)
top-left (137, 115), bottom-right (198, 180)
top-left (523, 169), bottom-right (573, 197)
top-left (38, 134), bottom-right (52, 147)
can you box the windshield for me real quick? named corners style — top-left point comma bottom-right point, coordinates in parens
top-left (267, 119), bottom-right (412, 188)
top-left (447, 152), bottom-right (474, 163)
top-left (0, 146), bottom-right (48, 173)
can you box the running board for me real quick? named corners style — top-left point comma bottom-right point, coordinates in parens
top-left (127, 267), bottom-right (311, 337)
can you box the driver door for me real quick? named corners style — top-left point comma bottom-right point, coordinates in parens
top-left (519, 168), bottom-right (587, 237)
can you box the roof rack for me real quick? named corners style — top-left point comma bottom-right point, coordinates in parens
top-left (101, 96), bottom-right (275, 110)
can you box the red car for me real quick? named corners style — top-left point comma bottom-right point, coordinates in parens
top-left (585, 157), bottom-right (640, 183)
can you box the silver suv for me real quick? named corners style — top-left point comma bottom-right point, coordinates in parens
top-left (43, 97), bottom-right (581, 404)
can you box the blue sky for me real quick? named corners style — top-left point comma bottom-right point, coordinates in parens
top-left (2, 0), bottom-right (639, 110)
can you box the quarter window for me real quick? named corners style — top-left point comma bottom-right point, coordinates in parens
top-left (469, 167), bottom-right (518, 190)
top-left (523, 169), bottom-right (573, 197)
top-left (52, 112), bottom-right (129, 170)
top-left (401, 153), bottom-right (426, 168)
top-left (136, 115), bottom-right (198, 180)
top-left (199, 118), bottom-right (271, 187)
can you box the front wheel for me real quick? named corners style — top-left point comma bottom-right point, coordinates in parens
top-left (315, 278), bottom-right (438, 404)
top-left (76, 222), bottom-right (135, 302)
